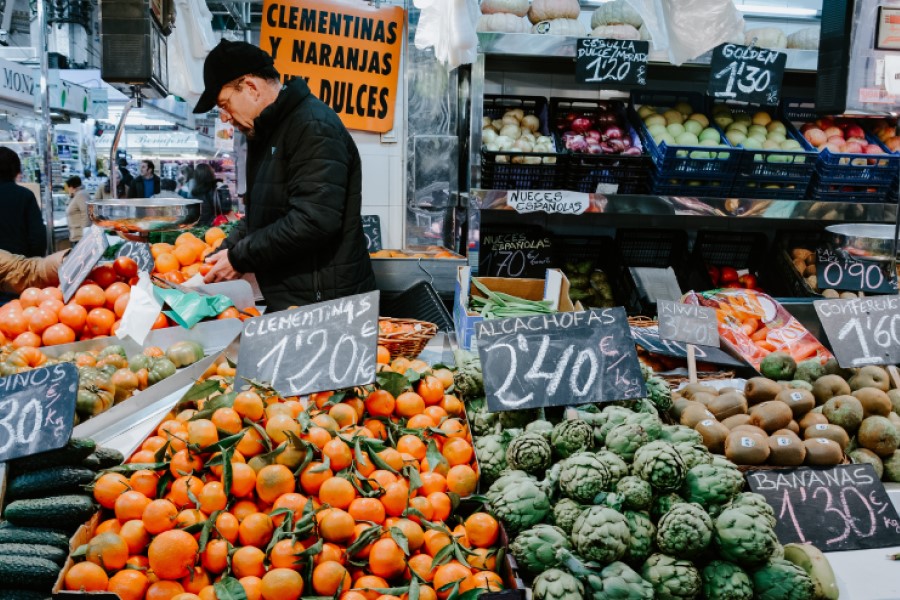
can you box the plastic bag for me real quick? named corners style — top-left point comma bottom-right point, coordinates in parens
top-left (154, 286), bottom-right (234, 329)
top-left (116, 271), bottom-right (163, 346)
top-left (626, 0), bottom-right (744, 66)
top-left (414, 0), bottom-right (479, 70)
top-left (683, 288), bottom-right (832, 370)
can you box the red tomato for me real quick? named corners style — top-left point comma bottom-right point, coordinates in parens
top-left (90, 265), bottom-right (119, 289)
top-left (113, 256), bottom-right (139, 279)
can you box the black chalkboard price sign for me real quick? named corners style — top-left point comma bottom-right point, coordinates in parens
top-left (630, 325), bottom-right (744, 368)
top-left (816, 247), bottom-right (897, 294)
top-left (116, 241), bottom-right (155, 273)
top-left (746, 464), bottom-right (900, 552)
top-left (361, 215), bottom-right (383, 253)
top-left (657, 300), bottom-right (720, 347)
top-left (0, 363), bottom-right (78, 462)
top-left (479, 231), bottom-right (553, 278)
top-left (235, 291), bottom-right (379, 397)
top-left (575, 38), bottom-right (649, 86)
top-left (477, 308), bottom-right (646, 412)
top-left (59, 226), bottom-right (109, 303)
top-left (813, 295), bottom-right (900, 368)
top-left (707, 43), bottom-right (786, 105)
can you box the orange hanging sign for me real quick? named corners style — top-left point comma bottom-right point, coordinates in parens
top-left (260, 0), bottom-right (404, 133)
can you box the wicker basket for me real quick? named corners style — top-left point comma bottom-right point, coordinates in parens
top-left (378, 318), bottom-right (438, 360)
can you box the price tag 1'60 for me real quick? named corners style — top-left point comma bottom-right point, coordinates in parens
top-left (813, 295), bottom-right (900, 368)
top-left (707, 42), bottom-right (786, 105)
top-left (575, 38), bottom-right (649, 86)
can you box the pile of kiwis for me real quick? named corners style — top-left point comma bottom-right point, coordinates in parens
top-left (671, 361), bottom-right (900, 477)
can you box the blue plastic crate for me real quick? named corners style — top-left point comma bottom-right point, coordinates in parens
top-left (731, 178), bottom-right (809, 200)
top-left (808, 173), bottom-right (893, 203)
top-left (651, 171), bottom-right (736, 197)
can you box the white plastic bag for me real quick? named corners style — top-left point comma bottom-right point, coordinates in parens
top-left (116, 271), bottom-right (163, 346)
top-left (414, 0), bottom-right (479, 70)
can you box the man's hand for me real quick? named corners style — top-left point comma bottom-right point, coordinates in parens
top-left (204, 250), bottom-right (242, 283)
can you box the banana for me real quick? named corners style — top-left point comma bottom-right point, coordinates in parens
top-left (783, 542), bottom-right (840, 600)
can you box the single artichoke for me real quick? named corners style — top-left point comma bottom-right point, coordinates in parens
top-left (551, 419), bottom-right (594, 458)
top-left (558, 451), bottom-right (610, 504)
top-left (681, 464), bottom-right (744, 509)
top-left (467, 398), bottom-right (497, 437)
top-left (598, 409), bottom-right (633, 444)
top-left (660, 425), bottom-right (704, 446)
top-left (641, 553), bottom-right (702, 600)
top-left (625, 411), bottom-right (663, 441)
top-left (500, 408), bottom-right (541, 430)
top-left (751, 558), bottom-right (815, 600)
top-left (571, 506), bottom-right (631, 563)
top-left (586, 561), bottom-right (654, 599)
top-left (656, 502), bottom-right (713, 559)
top-left (714, 506), bottom-right (778, 565)
top-left (595, 450), bottom-right (629, 486)
top-left (632, 441), bottom-right (687, 492)
top-left (505, 432), bottom-right (552, 476)
top-left (552, 498), bottom-right (584, 535)
top-left (510, 524), bottom-right (571, 574)
top-left (674, 442), bottom-right (713, 471)
top-left (525, 419), bottom-right (554, 440)
top-left (651, 493), bottom-right (686, 521)
top-left (474, 433), bottom-right (508, 484)
top-left (532, 568), bottom-right (584, 600)
top-left (646, 376), bottom-right (673, 412)
top-left (486, 470), bottom-right (551, 534)
top-left (725, 493), bottom-right (776, 528)
top-left (701, 560), bottom-right (753, 600)
top-left (453, 349), bottom-right (483, 397)
top-left (606, 423), bottom-right (651, 462)
top-left (623, 510), bottom-right (656, 564)
top-left (616, 476), bottom-right (653, 511)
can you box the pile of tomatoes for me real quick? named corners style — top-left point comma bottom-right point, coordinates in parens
top-left (64, 356), bottom-right (504, 600)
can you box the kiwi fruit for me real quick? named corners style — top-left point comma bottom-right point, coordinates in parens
top-left (787, 380), bottom-right (814, 392)
top-left (749, 400), bottom-right (793, 433)
top-left (730, 424), bottom-right (769, 438)
top-left (718, 387), bottom-right (741, 396)
top-left (852, 388), bottom-right (892, 418)
top-left (691, 392), bottom-right (718, 408)
top-left (681, 383), bottom-right (720, 399)
top-left (849, 448), bottom-right (884, 479)
top-left (803, 423), bottom-right (850, 450)
top-left (787, 420), bottom-right (800, 435)
top-left (812, 375), bottom-right (852, 405)
top-left (694, 418), bottom-right (730, 454)
top-left (849, 366), bottom-right (891, 392)
top-left (822, 395), bottom-right (864, 432)
top-left (775, 388), bottom-right (815, 420)
top-left (708, 392), bottom-right (748, 420)
top-left (858, 416), bottom-right (900, 457)
top-left (768, 432), bottom-right (806, 466)
top-left (725, 431), bottom-right (770, 465)
top-left (799, 411), bottom-right (828, 430)
top-left (888, 390), bottom-right (900, 414)
top-left (823, 357), bottom-right (852, 379)
top-left (889, 412), bottom-right (900, 430)
top-left (803, 438), bottom-right (844, 466)
top-left (722, 414), bottom-right (753, 430)
top-left (680, 404), bottom-right (717, 428)
top-left (744, 377), bottom-right (782, 404)
top-left (672, 398), bottom-right (703, 420)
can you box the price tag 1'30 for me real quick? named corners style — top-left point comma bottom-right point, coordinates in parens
top-left (708, 42), bottom-right (786, 105)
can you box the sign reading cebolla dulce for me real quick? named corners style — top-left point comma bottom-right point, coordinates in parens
top-left (506, 190), bottom-right (590, 215)
top-left (259, 0), bottom-right (404, 133)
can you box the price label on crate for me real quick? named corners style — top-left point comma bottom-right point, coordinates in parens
top-left (813, 295), bottom-right (900, 368)
top-left (815, 247), bottom-right (898, 294)
top-left (575, 38), bottom-right (649, 86)
top-left (707, 43), bottom-right (786, 105)
top-left (361, 215), bottom-right (383, 253)
top-left (116, 241), bottom-right (155, 274)
top-left (480, 231), bottom-right (553, 278)
top-left (0, 363), bottom-right (78, 462)
top-left (630, 325), bottom-right (744, 368)
top-left (746, 464), bottom-right (900, 552)
top-left (235, 292), bottom-right (379, 397)
top-left (59, 226), bottom-right (109, 303)
top-left (657, 300), bottom-right (720, 347)
top-left (477, 308), bottom-right (646, 412)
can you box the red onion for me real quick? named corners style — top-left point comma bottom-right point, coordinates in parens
top-left (622, 146), bottom-right (642, 156)
top-left (604, 126), bottom-right (623, 140)
top-left (571, 117), bottom-right (592, 133)
top-left (622, 136), bottom-right (633, 149)
top-left (587, 143), bottom-right (605, 154)
top-left (600, 142), bottom-right (615, 153)
top-left (608, 139), bottom-right (626, 153)
top-left (567, 135), bottom-right (588, 152)
top-left (586, 130), bottom-right (601, 141)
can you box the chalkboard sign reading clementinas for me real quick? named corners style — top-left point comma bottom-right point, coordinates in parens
top-left (59, 226), bottom-right (109, 303)
top-left (0, 363), bottom-right (78, 462)
top-left (236, 291), bottom-right (379, 397)
top-left (260, 0), bottom-right (403, 133)
top-left (746, 464), bottom-right (900, 552)
top-left (477, 308), bottom-right (645, 412)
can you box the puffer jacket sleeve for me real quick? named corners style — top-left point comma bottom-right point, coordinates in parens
top-left (227, 118), bottom-right (349, 273)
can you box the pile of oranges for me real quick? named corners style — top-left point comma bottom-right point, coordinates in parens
top-left (64, 358), bottom-right (503, 600)
top-left (151, 229), bottom-right (227, 284)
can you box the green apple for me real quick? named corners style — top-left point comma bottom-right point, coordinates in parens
top-left (674, 101), bottom-right (693, 116)
top-left (656, 132), bottom-right (676, 146)
top-left (667, 123), bottom-right (686, 137)
top-left (645, 114), bottom-right (666, 128)
top-left (734, 112), bottom-right (752, 125)
top-left (684, 119), bottom-right (704, 136)
top-left (727, 122), bottom-right (748, 134)
top-left (689, 113), bottom-right (710, 127)
top-left (766, 121), bottom-right (787, 134)
top-left (699, 128), bottom-right (721, 143)
top-left (637, 105), bottom-right (656, 119)
top-left (675, 131), bottom-right (700, 145)
top-left (725, 130), bottom-right (746, 145)
top-left (766, 132), bottom-right (786, 144)
top-left (748, 124), bottom-right (768, 138)
top-left (780, 139), bottom-right (802, 150)
top-left (762, 139), bottom-right (781, 150)
top-left (648, 124), bottom-right (667, 138)
top-left (663, 109), bottom-right (684, 125)
top-left (714, 115), bottom-right (734, 128)
top-left (742, 137), bottom-right (763, 149)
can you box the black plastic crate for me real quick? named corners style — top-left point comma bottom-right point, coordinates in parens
top-left (630, 90), bottom-right (742, 178)
top-left (552, 236), bottom-right (642, 315)
top-left (380, 281), bottom-right (454, 332)
top-left (549, 97), bottom-right (651, 194)
top-left (615, 228), bottom-right (689, 270)
top-left (731, 178), bottom-right (810, 199)
top-left (651, 170), bottom-right (735, 197)
top-left (687, 230), bottom-right (771, 292)
top-left (772, 230), bottom-right (829, 298)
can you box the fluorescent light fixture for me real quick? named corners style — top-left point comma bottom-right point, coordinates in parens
top-left (737, 4), bottom-right (819, 17)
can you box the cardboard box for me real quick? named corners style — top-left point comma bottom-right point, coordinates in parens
top-left (453, 267), bottom-right (576, 350)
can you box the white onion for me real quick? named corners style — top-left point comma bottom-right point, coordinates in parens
top-left (496, 135), bottom-right (514, 150)
top-left (523, 156), bottom-right (542, 165)
top-left (499, 124), bottom-right (521, 139)
top-left (521, 114), bottom-right (540, 132)
top-left (482, 128), bottom-right (499, 144)
top-left (536, 135), bottom-right (552, 145)
top-left (520, 131), bottom-right (536, 143)
top-left (501, 114), bottom-right (520, 127)
top-left (507, 108), bottom-right (524, 121)
top-left (482, 117), bottom-right (492, 128)
top-left (492, 119), bottom-right (503, 130)
top-left (485, 142), bottom-right (500, 152)
top-left (514, 139), bottom-right (534, 152)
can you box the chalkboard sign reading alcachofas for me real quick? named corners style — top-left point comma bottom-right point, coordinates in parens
top-left (575, 38), bottom-right (649, 86)
top-left (708, 43), bottom-right (786, 105)
top-left (59, 226), bottom-right (109, 303)
top-left (235, 292), bottom-right (379, 397)
top-left (0, 363), bottom-right (78, 463)
top-left (746, 464), bottom-right (900, 552)
top-left (477, 308), bottom-right (645, 412)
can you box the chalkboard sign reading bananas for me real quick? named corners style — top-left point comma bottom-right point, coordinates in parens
top-left (575, 38), bottom-right (649, 86)
top-left (477, 307), bottom-right (645, 412)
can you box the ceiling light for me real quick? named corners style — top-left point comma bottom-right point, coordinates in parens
top-left (737, 4), bottom-right (819, 17)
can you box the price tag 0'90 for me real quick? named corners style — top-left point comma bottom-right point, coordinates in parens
top-left (815, 247), bottom-right (898, 295)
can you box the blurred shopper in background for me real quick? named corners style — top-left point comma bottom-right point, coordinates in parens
top-left (0, 147), bottom-right (46, 257)
top-left (192, 164), bottom-right (231, 226)
top-left (128, 159), bottom-right (160, 198)
top-left (64, 175), bottom-right (90, 243)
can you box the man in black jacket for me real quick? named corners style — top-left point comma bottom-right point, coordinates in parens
top-left (0, 147), bottom-right (46, 257)
top-left (128, 160), bottom-right (161, 198)
top-left (195, 40), bottom-right (375, 311)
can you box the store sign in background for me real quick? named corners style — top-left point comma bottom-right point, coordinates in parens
top-left (260, 0), bottom-right (404, 133)
top-left (0, 58), bottom-right (35, 106)
top-left (215, 120), bottom-right (234, 151)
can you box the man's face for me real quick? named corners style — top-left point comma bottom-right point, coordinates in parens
top-left (140, 163), bottom-right (151, 177)
top-left (217, 78), bottom-right (259, 138)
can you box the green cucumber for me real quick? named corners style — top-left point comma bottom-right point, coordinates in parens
top-left (6, 467), bottom-right (95, 500)
top-left (0, 556), bottom-right (60, 590)
top-left (3, 495), bottom-right (96, 529)
top-left (0, 525), bottom-right (69, 550)
top-left (10, 439), bottom-right (96, 474)
top-left (0, 545), bottom-right (66, 565)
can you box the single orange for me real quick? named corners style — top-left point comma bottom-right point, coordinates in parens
top-left (148, 529), bottom-right (198, 580)
top-left (311, 561), bottom-right (351, 596)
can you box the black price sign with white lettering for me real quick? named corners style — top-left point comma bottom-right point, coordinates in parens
top-left (657, 300), bottom-right (720, 347)
top-left (59, 226), bottom-right (109, 303)
top-left (746, 464), bottom-right (900, 552)
top-left (630, 325), bottom-right (744, 368)
top-left (575, 38), bottom-right (648, 86)
top-left (235, 291), bottom-right (379, 397)
top-left (813, 296), bottom-right (900, 368)
top-left (479, 231), bottom-right (553, 278)
top-left (116, 241), bottom-right (155, 273)
top-left (816, 247), bottom-right (897, 294)
top-left (708, 43), bottom-right (786, 105)
top-left (0, 363), bottom-right (77, 463)
top-left (477, 308), bottom-right (645, 412)
top-left (362, 215), bottom-right (383, 253)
